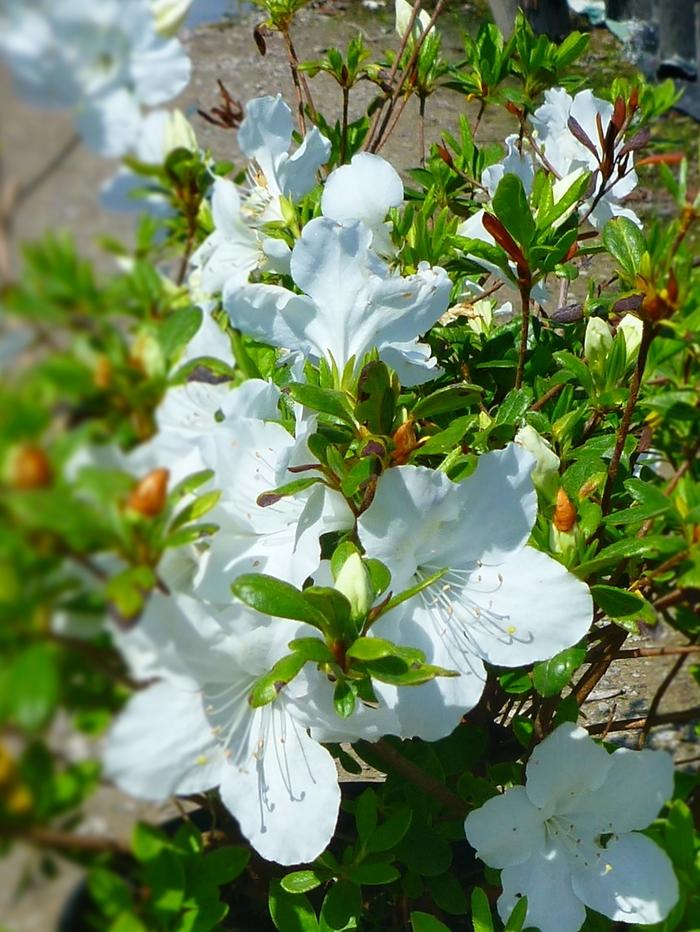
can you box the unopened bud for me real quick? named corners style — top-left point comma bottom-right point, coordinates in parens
top-left (391, 420), bottom-right (417, 466)
top-left (149, 0), bottom-right (194, 36)
top-left (7, 444), bottom-right (53, 489)
top-left (127, 468), bottom-right (169, 518)
top-left (94, 355), bottom-right (112, 390)
top-left (553, 487), bottom-right (576, 532)
top-left (515, 426), bottom-right (560, 501)
top-left (334, 552), bottom-right (373, 624)
top-left (616, 314), bottom-right (643, 362)
top-left (584, 317), bottom-right (613, 374)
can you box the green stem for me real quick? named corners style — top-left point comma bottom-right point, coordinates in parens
top-left (515, 280), bottom-right (531, 390)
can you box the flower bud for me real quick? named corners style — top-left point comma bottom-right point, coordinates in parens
top-left (553, 487), bottom-right (576, 532)
top-left (391, 420), bottom-right (417, 466)
top-left (164, 109), bottom-right (198, 153)
top-left (515, 425), bottom-right (560, 501)
top-left (616, 314), bottom-right (643, 362)
top-left (584, 317), bottom-right (613, 374)
top-left (395, 0), bottom-right (432, 38)
top-left (127, 468), bottom-right (169, 518)
top-left (149, 0), bottom-right (193, 36)
top-left (6, 444), bottom-right (53, 489)
top-left (334, 552), bottom-right (373, 624)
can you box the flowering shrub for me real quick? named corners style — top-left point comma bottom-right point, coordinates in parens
top-left (1, 1), bottom-right (699, 930)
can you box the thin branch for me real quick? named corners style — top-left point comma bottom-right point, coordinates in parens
top-left (370, 740), bottom-right (468, 817)
top-left (638, 636), bottom-right (697, 748)
top-left (515, 280), bottom-right (532, 390)
top-left (586, 704), bottom-right (700, 736)
top-left (615, 644), bottom-right (700, 660)
top-left (530, 382), bottom-right (565, 412)
top-left (24, 826), bottom-right (131, 857)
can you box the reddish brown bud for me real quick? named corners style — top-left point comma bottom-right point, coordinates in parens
top-left (8, 445), bottom-right (53, 490)
top-left (93, 355), bottom-right (112, 390)
top-left (127, 468), bottom-right (169, 518)
top-left (553, 487), bottom-right (576, 532)
top-left (391, 421), bottom-right (417, 466)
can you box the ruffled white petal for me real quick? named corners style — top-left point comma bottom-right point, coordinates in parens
top-left (104, 681), bottom-right (225, 799)
top-left (465, 786), bottom-right (545, 868)
top-left (525, 723), bottom-right (611, 815)
top-left (571, 833), bottom-right (679, 926)
top-left (321, 153), bottom-right (404, 230)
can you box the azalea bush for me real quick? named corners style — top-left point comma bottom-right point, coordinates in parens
top-left (1, 0), bottom-right (699, 930)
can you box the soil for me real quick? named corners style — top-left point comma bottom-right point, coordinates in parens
top-left (0, 2), bottom-right (698, 928)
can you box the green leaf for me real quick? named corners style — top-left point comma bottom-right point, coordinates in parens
top-left (158, 307), bottom-right (203, 360)
top-left (105, 566), bottom-right (156, 621)
top-left (346, 637), bottom-right (424, 664)
top-left (367, 806), bottom-right (412, 852)
top-left (366, 559), bottom-right (391, 598)
top-left (319, 880), bottom-right (361, 932)
top-left (289, 638), bottom-right (336, 664)
top-left (603, 217), bottom-right (646, 279)
top-left (470, 887), bottom-right (495, 932)
top-left (269, 879), bottom-right (320, 932)
top-left (355, 361), bottom-right (395, 435)
top-left (5, 644), bottom-right (59, 731)
top-left (410, 912), bottom-right (451, 932)
top-left (87, 869), bottom-right (133, 918)
top-left (492, 174), bottom-right (535, 247)
top-left (249, 653), bottom-right (308, 708)
top-left (494, 387), bottom-right (533, 426)
top-left (257, 477), bottom-right (325, 508)
top-left (333, 680), bottom-right (356, 718)
top-left (412, 383), bottom-right (482, 421)
top-left (354, 788), bottom-right (378, 843)
top-left (532, 646), bottom-right (586, 697)
top-left (281, 871), bottom-right (325, 894)
top-left (590, 585), bottom-right (656, 625)
top-left (198, 845), bottom-right (250, 885)
top-left (286, 383), bottom-right (355, 424)
top-left (503, 895), bottom-right (528, 932)
top-left (170, 490), bottom-right (221, 530)
top-left (132, 823), bottom-right (167, 861)
top-left (232, 575), bottom-right (328, 629)
top-left (343, 863), bottom-right (400, 885)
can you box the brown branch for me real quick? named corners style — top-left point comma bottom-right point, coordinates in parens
top-left (23, 826), bottom-right (130, 857)
top-left (530, 382), bottom-right (565, 412)
top-left (587, 704), bottom-right (700, 736)
top-left (638, 636), bottom-right (698, 748)
top-left (600, 321), bottom-right (655, 516)
top-left (615, 644), bottom-right (700, 659)
top-left (371, 740), bottom-right (468, 817)
top-left (572, 626), bottom-right (628, 706)
top-left (515, 280), bottom-right (532, 390)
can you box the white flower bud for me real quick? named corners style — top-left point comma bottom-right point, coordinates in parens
top-left (515, 425), bottom-right (560, 500)
top-left (584, 316), bottom-right (613, 374)
top-left (164, 109), bottom-right (198, 153)
top-left (395, 0), bottom-right (432, 38)
top-left (617, 314), bottom-right (643, 362)
top-left (150, 0), bottom-right (194, 36)
top-left (334, 552), bottom-right (373, 623)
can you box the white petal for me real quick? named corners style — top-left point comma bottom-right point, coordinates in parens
top-left (278, 126), bottom-right (331, 200)
top-left (371, 605), bottom-right (485, 739)
top-left (461, 545), bottom-right (593, 667)
top-left (499, 842), bottom-right (587, 932)
top-left (321, 153), bottom-right (404, 229)
top-left (131, 35), bottom-right (191, 106)
top-left (218, 703), bottom-right (340, 864)
top-left (571, 833), bottom-right (679, 925)
top-left (76, 89), bottom-right (142, 157)
top-left (566, 747), bottom-right (674, 836)
top-left (465, 786), bottom-right (544, 868)
top-left (525, 723), bottom-right (611, 815)
top-left (238, 95), bottom-right (293, 164)
top-left (104, 681), bottom-right (224, 799)
top-left (223, 280), bottom-right (318, 359)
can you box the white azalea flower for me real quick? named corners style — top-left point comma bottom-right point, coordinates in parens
top-left (531, 88), bottom-right (640, 229)
top-left (617, 313), bottom-right (643, 361)
top-left (464, 723), bottom-right (679, 932)
top-left (104, 591), bottom-right (341, 865)
top-left (481, 134), bottom-right (536, 199)
top-left (321, 152), bottom-right (403, 256)
top-left (195, 413), bottom-right (353, 602)
top-left (355, 445), bottom-right (592, 738)
top-left (238, 95), bottom-right (331, 223)
top-left (223, 216), bottom-right (451, 384)
top-left (149, 0), bottom-right (195, 35)
top-left (190, 177), bottom-right (290, 295)
top-left (0, 0), bottom-right (191, 157)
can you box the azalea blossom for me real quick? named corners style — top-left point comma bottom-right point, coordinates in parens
top-left (355, 445), bottom-right (592, 739)
top-left (464, 723), bottom-right (679, 932)
top-left (238, 95), bottom-right (331, 223)
top-left (224, 216), bottom-right (451, 384)
top-left (104, 591), bottom-right (341, 865)
top-left (0, 0), bottom-right (191, 157)
top-left (531, 88), bottom-right (640, 228)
